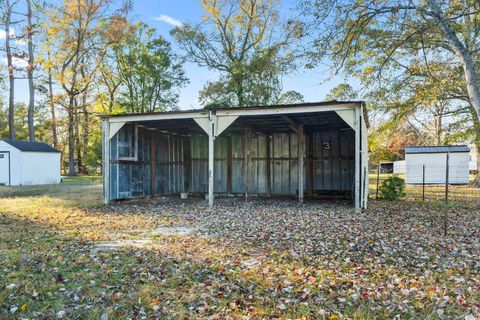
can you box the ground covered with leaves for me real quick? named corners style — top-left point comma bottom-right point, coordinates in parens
top-left (1, 184), bottom-right (479, 319)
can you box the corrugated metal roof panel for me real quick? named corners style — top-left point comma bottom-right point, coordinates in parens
top-left (1, 140), bottom-right (60, 153)
top-left (405, 145), bottom-right (470, 154)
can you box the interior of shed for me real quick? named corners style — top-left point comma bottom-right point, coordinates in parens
top-left (107, 111), bottom-right (356, 201)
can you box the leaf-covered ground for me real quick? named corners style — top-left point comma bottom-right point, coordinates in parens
top-left (0, 184), bottom-right (479, 319)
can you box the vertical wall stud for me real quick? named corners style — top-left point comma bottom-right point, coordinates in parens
top-left (102, 118), bottom-right (110, 204)
top-left (298, 124), bottom-right (304, 204)
top-left (266, 134), bottom-right (271, 197)
top-left (208, 111), bottom-right (215, 208)
top-left (150, 131), bottom-right (155, 196)
top-left (244, 127), bottom-right (251, 200)
top-left (354, 107), bottom-right (361, 213)
top-left (227, 136), bottom-right (232, 194)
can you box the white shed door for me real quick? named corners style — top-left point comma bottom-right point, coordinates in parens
top-left (0, 152), bottom-right (10, 186)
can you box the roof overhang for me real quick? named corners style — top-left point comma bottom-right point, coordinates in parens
top-left (104, 101), bottom-right (366, 136)
top-left (106, 101), bottom-right (363, 122)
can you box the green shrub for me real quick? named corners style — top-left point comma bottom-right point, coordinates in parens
top-left (379, 175), bottom-right (405, 200)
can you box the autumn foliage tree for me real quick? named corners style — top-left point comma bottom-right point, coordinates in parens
top-left (172, 0), bottom-right (300, 107)
top-left (45, 0), bottom-right (111, 175)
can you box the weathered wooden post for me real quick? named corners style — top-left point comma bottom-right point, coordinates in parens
top-left (208, 111), bottom-right (215, 208)
top-left (244, 127), bottom-right (251, 201)
top-left (298, 123), bottom-right (304, 204)
top-left (376, 163), bottom-right (380, 199)
top-left (102, 118), bottom-right (110, 205)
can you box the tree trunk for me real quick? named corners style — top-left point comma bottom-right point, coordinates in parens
top-left (26, 0), bottom-right (35, 142)
top-left (68, 96), bottom-right (76, 176)
top-left (5, 0), bottom-right (15, 140)
top-left (235, 76), bottom-right (245, 107)
top-left (74, 99), bottom-right (82, 174)
top-left (81, 92), bottom-right (89, 174)
top-left (427, 0), bottom-right (480, 121)
top-left (48, 58), bottom-right (58, 148)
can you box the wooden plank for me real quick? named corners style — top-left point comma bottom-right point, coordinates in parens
top-left (227, 135), bottom-right (232, 193)
top-left (280, 115), bottom-right (299, 134)
top-left (208, 119), bottom-right (215, 208)
top-left (298, 123), bottom-right (304, 203)
top-left (244, 127), bottom-right (251, 200)
top-left (307, 132), bottom-right (314, 195)
top-left (354, 107), bottom-right (361, 213)
top-left (150, 131), bottom-right (155, 196)
top-left (266, 134), bottom-right (271, 197)
top-left (102, 118), bottom-right (110, 204)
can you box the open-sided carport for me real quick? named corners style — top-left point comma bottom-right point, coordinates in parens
top-left (102, 101), bottom-right (369, 211)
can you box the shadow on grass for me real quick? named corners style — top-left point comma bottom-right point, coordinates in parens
top-left (0, 183), bottom-right (103, 207)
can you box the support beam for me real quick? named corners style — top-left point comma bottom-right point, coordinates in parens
top-left (298, 124), bottom-right (304, 204)
top-left (102, 119), bottom-right (110, 204)
top-left (184, 136), bottom-right (192, 193)
top-left (244, 127), bottom-right (251, 200)
top-left (280, 115), bottom-right (300, 134)
top-left (227, 136), bottom-right (232, 194)
top-left (194, 118), bottom-right (210, 135)
top-left (266, 134), bottom-right (271, 197)
top-left (216, 115), bottom-right (238, 136)
top-left (354, 107), bottom-right (361, 213)
top-left (150, 131), bottom-right (156, 196)
top-left (307, 132), bottom-right (314, 196)
top-left (109, 121), bottom-right (126, 140)
top-left (335, 110), bottom-right (356, 129)
top-left (208, 112), bottom-right (215, 208)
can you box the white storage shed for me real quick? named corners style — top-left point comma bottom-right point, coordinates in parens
top-left (0, 140), bottom-right (61, 186)
top-left (393, 160), bottom-right (406, 174)
top-left (405, 145), bottom-right (470, 185)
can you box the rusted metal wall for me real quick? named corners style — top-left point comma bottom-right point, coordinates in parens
top-left (109, 125), bottom-right (355, 200)
top-left (189, 130), bottom-right (355, 195)
top-left (109, 125), bottom-right (151, 200)
top-left (153, 132), bottom-right (186, 194)
top-left (310, 130), bottom-right (355, 192)
top-left (109, 124), bottom-right (186, 200)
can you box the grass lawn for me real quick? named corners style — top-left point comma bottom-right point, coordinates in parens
top-left (0, 182), bottom-right (479, 319)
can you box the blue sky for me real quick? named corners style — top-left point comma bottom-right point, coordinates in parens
top-left (6, 0), bottom-right (354, 110)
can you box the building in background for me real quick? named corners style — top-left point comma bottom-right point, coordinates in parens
top-left (405, 145), bottom-right (470, 185)
top-left (393, 160), bottom-right (406, 174)
top-left (0, 140), bottom-right (61, 186)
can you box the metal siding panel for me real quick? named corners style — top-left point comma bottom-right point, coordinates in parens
top-left (110, 162), bottom-right (118, 199)
top-left (214, 137), bottom-right (228, 193)
top-left (311, 130), bottom-right (355, 192)
top-left (231, 135), bottom-right (245, 193)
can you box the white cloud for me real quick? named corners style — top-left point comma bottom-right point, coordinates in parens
top-left (15, 38), bottom-right (28, 46)
top-left (154, 15), bottom-right (182, 27)
top-left (1, 56), bottom-right (29, 69)
top-left (0, 28), bottom-right (15, 40)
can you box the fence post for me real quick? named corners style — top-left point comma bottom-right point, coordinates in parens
top-left (422, 164), bottom-right (425, 201)
top-left (444, 152), bottom-right (450, 236)
top-left (376, 163), bottom-right (380, 199)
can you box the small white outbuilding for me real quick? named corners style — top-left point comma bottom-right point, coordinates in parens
top-left (0, 139), bottom-right (61, 186)
top-left (405, 145), bottom-right (470, 185)
top-left (393, 160), bottom-right (406, 174)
